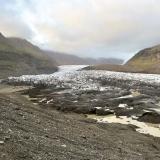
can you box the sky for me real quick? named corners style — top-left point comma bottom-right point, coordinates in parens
top-left (0, 0), bottom-right (160, 60)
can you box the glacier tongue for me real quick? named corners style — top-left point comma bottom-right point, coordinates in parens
top-left (8, 65), bottom-right (160, 91)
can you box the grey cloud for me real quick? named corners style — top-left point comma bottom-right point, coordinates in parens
top-left (0, 0), bottom-right (33, 39)
top-left (0, 0), bottom-right (160, 60)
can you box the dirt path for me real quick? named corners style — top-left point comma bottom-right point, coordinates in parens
top-left (0, 85), bottom-right (160, 160)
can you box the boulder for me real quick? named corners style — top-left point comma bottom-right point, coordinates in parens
top-left (96, 107), bottom-right (114, 116)
top-left (138, 112), bottom-right (160, 124)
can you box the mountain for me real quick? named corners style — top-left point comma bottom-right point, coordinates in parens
top-left (125, 44), bottom-right (160, 74)
top-left (0, 33), bottom-right (57, 79)
top-left (85, 44), bottom-right (160, 74)
top-left (0, 33), bottom-right (15, 51)
top-left (0, 32), bottom-right (124, 79)
top-left (87, 57), bottom-right (124, 65)
top-left (45, 51), bottom-right (124, 65)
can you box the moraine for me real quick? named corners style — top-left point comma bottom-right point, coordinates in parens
top-left (5, 65), bottom-right (160, 137)
top-left (7, 65), bottom-right (160, 89)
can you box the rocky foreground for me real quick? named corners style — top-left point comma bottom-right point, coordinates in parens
top-left (1, 65), bottom-right (160, 159)
top-left (0, 85), bottom-right (160, 160)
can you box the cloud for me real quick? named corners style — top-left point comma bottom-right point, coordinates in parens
top-left (0, 0), bottom-right (33, 38)
top-left (0, 0), bottom-right (160, 59)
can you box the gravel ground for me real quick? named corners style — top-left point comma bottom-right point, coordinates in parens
top-left (0, 85), bottom-right (160, 160)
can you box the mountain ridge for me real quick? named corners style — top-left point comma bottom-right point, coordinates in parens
top-left (85, 44), bottom-right (160, 74)
top-left (0, 32), bottom-right (124, 78)
top-left (125, 44), bottom-right (160, 73)
top-left (0, 33), bottom-right (58, 78)
top-left (45, 50), bottom-right (124, 65)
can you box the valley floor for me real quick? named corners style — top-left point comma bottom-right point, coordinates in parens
top-left (0, 84), bottom-right (160, 160)
top-left (1, 65), bottom-right (160, 159)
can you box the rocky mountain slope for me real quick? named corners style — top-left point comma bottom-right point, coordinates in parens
top-left (0, 33), bottom-right (57, 79)
top-left (0, 32), bottom-right (124, 79)
top-left (126, 44), bottom-right (160, 73)
top-left (86, 44), bottom-right (160, 74)
top-left (46, 50), bottom-right (124, 65)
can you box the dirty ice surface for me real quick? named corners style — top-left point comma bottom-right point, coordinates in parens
top-left (8, 65), bottom-right (160, 92)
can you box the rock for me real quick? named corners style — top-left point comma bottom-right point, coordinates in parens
top-left (23, 135), bottom-right (30, 140)
top-left (96, 108), bottom-right (114, 116)
top-left (75, 106), bottom-right (96, 114)
top-left (36, 119), bottom-right (41, 124)
top-left (4, 136), bottom-right (10, 141)
top-left (138, 112), bottom-right (160, 123)
top-left (0, 141), bottom-right (4, 144)
top-left (81, 135), bottom-right (87, 139)
top-left (61, 144), bottom-right (67, 148)
top-left (118, 104), bottom-right (128, 108)
top-left (17, 112), bottom-right (23, 116)
top-left (1, 154), bottom-right (6, 158)
top-left (14, 106), bottom-right (21, 110)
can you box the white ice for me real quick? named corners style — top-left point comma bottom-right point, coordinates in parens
top-left (8, 65), bottom-right (160, 92)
